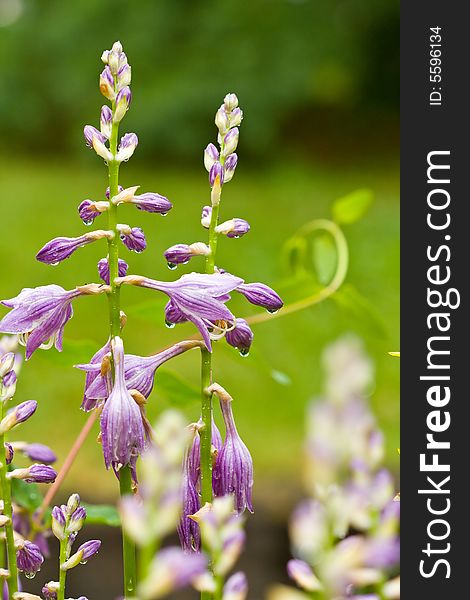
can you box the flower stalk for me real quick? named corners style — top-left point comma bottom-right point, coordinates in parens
top-left (0, 421), bottom-right (18, 597)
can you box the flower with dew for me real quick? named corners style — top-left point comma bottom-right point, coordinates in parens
top-left (99, 336), bottom-right (146, 476)
top-left (36, 231), bottom-right (113, 265)
top-left (15, 540), bottom-right (44, 577)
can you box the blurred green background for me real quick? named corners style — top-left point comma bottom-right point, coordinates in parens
top-left (0, 0), bottom-right (399, 511)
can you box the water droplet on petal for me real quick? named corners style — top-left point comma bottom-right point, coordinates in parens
top-left (267, 308), bottom-right (278, 314)
top-left (50, 262), bottom-right (60, 267)
top-left (25, 572), bottom-right (36, 580)
top-left (160, 212), bottom-right (168, 217)
top-left (233, 235), bottom-right (240, 239)
top-left (83, 219), bottom-right (94, 226)
top-left (239, 349), bottom-right (250, 357)
top-left (80, 560), bottom-right (88, 565)
top-left (165, 320), bottom-right (176, 329)
top-left (167, 262), bottom-right (177, 270)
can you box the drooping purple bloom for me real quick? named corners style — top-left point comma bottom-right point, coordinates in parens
top-left (236, 282), bottom-right (283, 312)
top-left (79, 340), bottom-right (199, 402)
top-left (213, 395), bottom-right (253, 514)
top-left (75, 340), bottom-right (111, 411)
top-left (16, 540), bottom-right (44, 576)
top-left (178, 449), bottom-right (201, 553)
top-left (21, 443), bottom-right (57, 464)
top-left (36, 231), bottom-right (110, 265)
top-left (187, 419), bottom-right (223, 485)
top-left (119, 272), bottom-right (243, 351)
top-left (77, 539), bottom-right (101, 560)
top-left (164, 300), bottom-right (188, 326)
top-left (78, 200), bottom-right (101, 226)
top-left (216, 218), bottom-right (250, 238)
top-left (131, 192), bottom-right (173, 214)
top-left (0, 285), bottom-right (81, 359)
top-left (225, 318), bottom-right (253, 356)
top-left (83, 125), bottom-right (106, 147)
top-left (224, 153), bottom-right (238, 182)
top-left (100, 337), bottom-right (146, 474)
top-left (204, 143), bottom-right (219, 172)
top-left (209, 161), bottom-right (224, 186)
top-left (116, 132), bottom-right (138, 162)
top-left (42, 581), bottom-right (60, 599)
top-left (97, 257), bottom-right (129, 285)
top-left (118, 225), bottom-right (146, 253)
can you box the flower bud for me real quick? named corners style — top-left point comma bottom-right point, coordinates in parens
top-left (97, 257), bottom-right (129, 284)
top-left (209, 162), bottom-right (224, 187)
top-left (223, 93), bottom-right (239, 113)
top-left (225, 319), bottom-right (253, 356)
top-left (164, 243), bottom-right (210, 268)
top-left (8, 463), bottom-right (57, 484)
top-left (117, 63), bottom-right (132, 88)
top-left (21, 443), bottom-right (57, 464)
top-left (201, 206), bottom-right (212, 228)
top-left (117, 225), bottom-right (146, 253)
top-left (0, 400), bottom-right (37, 433)
top-left (92, 136), bottom-right (113, 163)
top-left (99, 66), bottom-right (115, 100)
top-left (237, 282), bottom-right (283, 313)
top-left (215, 106), bottom-right (230, 134)
top-left (215, 218), bottom-right (250, 239)
top-left (222, 128), bottom-right (239, 156)
top-left (287, 560), bottom-right (321, 592)
top-left (114, 86), bottom-right (132, 122)
top-left (229, 107), bottom-right (243, 128)
top-left (223, 153), bottom-right (238, 183)
top-left (78, 200), bottom-right (109, 226)
top-left (4, 442), bottom-right (14, 465)
top-left (42, 581), bottom-right (60, 599)
top-left (204, 143), bottom-right (219, 172)
top-left (16, 540), bottom-right (44, 577)
top-left (51, 506), bottom-right (67, 540)
top-left (61, 540), bottom-right (101, 569)
top-left (100, 105), bottom-right (113, 139)
top-left (67, 506), bottom-right (87, 533)
top-left (0, 352), bottom-right (15, 377)
top-left (116, 132), bottom-right (138, 162)
top-left (223, 572), bottom-right (248, 600)
top-left (2, 369), bottom-right (16, 388)
top-left (83, 126), bottom-right (105, 148)
top-left (131, 192), bottom-right (173, 215)
top-left (108, 41), bottom-right (124, 75)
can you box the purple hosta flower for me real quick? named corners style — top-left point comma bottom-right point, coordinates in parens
top-left (223, 153), bottom-right (238, 183)
top-left (16, 540), bottom-right (44, 576)
top-left (83, 125), bottom-right (106, 148)
top-left (222, 127), bottom-right (239, 157)
top-left (80, 341), bottom-right (201, 404)
top-left (131, 192), bottom-right (173, 214)
top-left (9, 464), bottom-right (57, 484)
top-left (99, 65), bottom-right (115, 100)
top-left (100, 337), bottom-right (146, 474)
top-left (188, 419), bottom-right (223, 485)
top-left (210, 384), bottom-right (253, 514)
top-left (100, 105), bottom-right (113, 139)
top-left (77, 539), bottom-right (101, 561)
top-left (225, 318), bottom-right (253, 356)
top-left (0, 285), bottom-right (99, 359)
top-left (201, 206), bottom-right (212, 228)
top-left (36, 230), bottom-right (112, 265)
top-left (223, 572), bottom-right (248, 600)
top-left (204, 143), bottom-right (219, 172)
top-left (4, 442), bottom-right (14, 464)
top-left (164, 243), bottom-right (210, 269)
top-left (117, 224), bottom-right (146, 252)
top-left (114, 86), bottom-right (132, 122)
top-left (78, 199), bottom-right (109, 226)
top-left (97, 257), bottom-right (129, 285)
top-left (119, 272), bottom-right (243, 351)
top-left (42, 581), bottom-right (59, 599)
top-left (287, 560), bottom-right (321, 592)
top-left (164, 300), bottom-right (188, 327)
top-left (14, 442), bottom-right (57, 464)
top-left (215, 218), bottom-right (250, 239)
top-left (75, 340), bottom-right (111, 411)
top-left (178, 450), bottom-right (202, 553)
top-left (236, 282), bottom-right (283, 313)
top-left (116, 132), bottom-right (138, 162)
top-left (0, 400), bottom-right (37, 433)
top-left (138, 546), bottom-right (207, 599)
top-left (209, 161), bottom-right (224, 187)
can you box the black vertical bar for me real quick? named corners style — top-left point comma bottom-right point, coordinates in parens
top-left (401, 3), bottom-right (469, 597)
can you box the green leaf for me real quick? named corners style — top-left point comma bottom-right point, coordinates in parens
top-left (81, 503), bottom-right (120, 527)
top-left (126, 297), bottom-right (168, 325)
top-left (313, 232), bottom-right (337, 285)
top-left (154, 369), bottom-right (200, 406)
top-left (332, 188), bottom-right (373, 224)
top-left (11, 477), bottom-right (42, 511)
top-left (38, 338), bottom-right (98, 367)
top-left (332, 284), bottom-right (387, 338)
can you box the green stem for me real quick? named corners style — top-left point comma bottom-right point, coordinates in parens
top-left (106, 94), bottom-right (137, 598)
top-left (57, 537), bottom-right (67, 600)
top-left (200, 348), bottom-right (213, 505)
top-left (119, 466), bottom-right (137, 596)
top-left (0, 404), bottom-right (18, 597)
